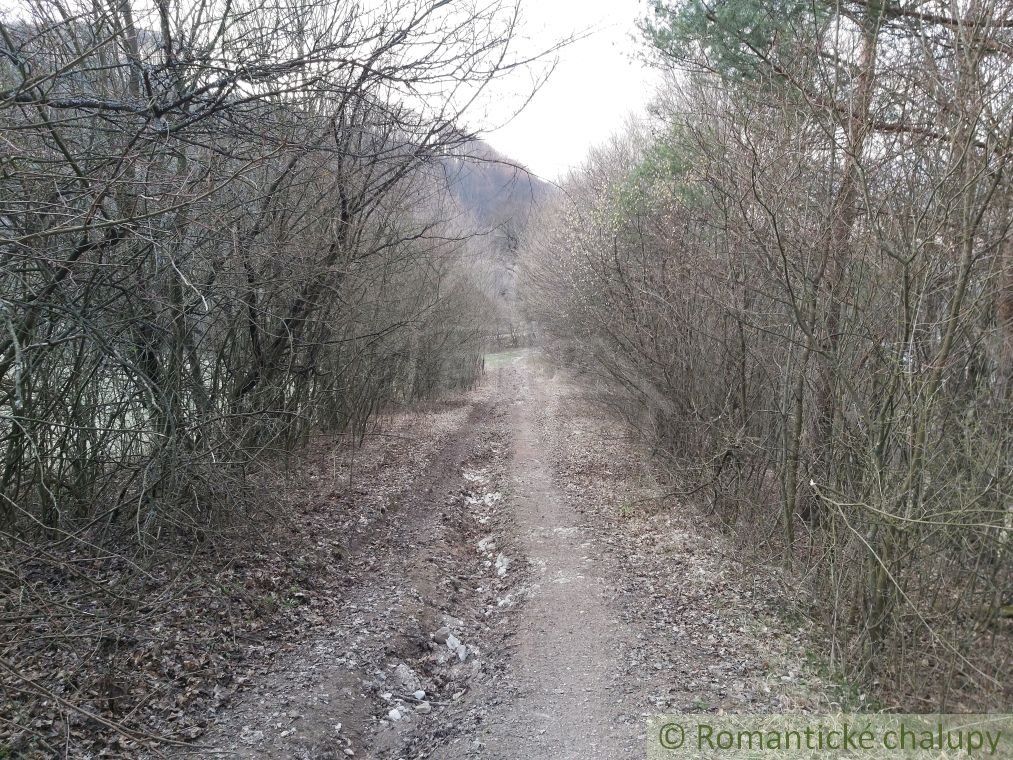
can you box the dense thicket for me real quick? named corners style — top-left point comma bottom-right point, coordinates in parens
top-left (0, 0), bottom-right (529, 538)
top-left (523, 0), bottom-right (1011, 708)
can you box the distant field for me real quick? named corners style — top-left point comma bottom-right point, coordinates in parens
top-left (484, 348), bottom-right (527, 369)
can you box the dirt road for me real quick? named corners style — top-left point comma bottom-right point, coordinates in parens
top-left (193, 351), bottom-right (827, 759)
top-left (431, 357), bottom-right (634, 759)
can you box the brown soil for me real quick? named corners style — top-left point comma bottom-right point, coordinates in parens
top-left (183, 351), bottom-right (831, 759)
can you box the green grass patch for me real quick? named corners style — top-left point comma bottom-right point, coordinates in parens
top-left (484, 348), bottom-right (527, 369)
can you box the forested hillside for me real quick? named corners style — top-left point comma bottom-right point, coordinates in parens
top-left (443, 141), bottom-right (551, 347)
top-left (522, 0), bottom-right (1011, 711)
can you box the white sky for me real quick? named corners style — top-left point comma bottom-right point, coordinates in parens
top-left (482, 0), bottom-right (659, 182)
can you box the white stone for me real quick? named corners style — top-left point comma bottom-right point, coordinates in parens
top-left (393, 662), bottom-right (421, 692)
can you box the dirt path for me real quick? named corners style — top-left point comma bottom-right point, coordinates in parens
top-left (189, 351), bottom-right (829, 759)
top-left (433, 357), bottom-right (633, 759)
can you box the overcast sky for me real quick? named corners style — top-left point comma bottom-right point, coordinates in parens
top-left (481, 0), bottom-right (659, 182)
